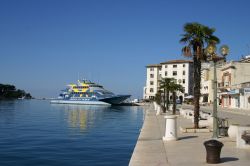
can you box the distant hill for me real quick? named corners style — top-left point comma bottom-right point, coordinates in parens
top-left (0, 84), bottom-right (32, 100)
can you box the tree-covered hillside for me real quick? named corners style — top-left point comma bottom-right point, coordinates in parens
top-left (0, 84), bottom-right (32, 100)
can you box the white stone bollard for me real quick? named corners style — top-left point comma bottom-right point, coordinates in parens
top-left (228, 124), bottom-right (239, 140)
top-left (163, 115), bottom-right (178, 141)
top-left (156, 105), bottom-right (161, 115)
top-left (153, 102), bottom-right (157, 111)
top-left (179, 108), bottom-right (184, 116)
top-left (169, 104), bottom-right (173, 111)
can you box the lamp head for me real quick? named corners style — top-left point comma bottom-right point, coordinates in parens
top-left (205, 45), bottom-right (217, 61)
top-left (206, 44), bottom-right (217, 55)
top-left (220, 45), bottom-right (229, 56)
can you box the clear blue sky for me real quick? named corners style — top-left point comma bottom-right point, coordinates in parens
top-left (1, 0), bottom-right (250, 98)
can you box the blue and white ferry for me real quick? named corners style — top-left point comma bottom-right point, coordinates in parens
top-left (50, 80), bottom-right (131, 105)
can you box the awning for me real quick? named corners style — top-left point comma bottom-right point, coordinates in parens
top-left (228, 89), bottom-right (239, 95)
top-left (220, 89), bottom-right (239, 95)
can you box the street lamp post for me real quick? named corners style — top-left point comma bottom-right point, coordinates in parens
top-left (205, 44), bottom-right (229, 138)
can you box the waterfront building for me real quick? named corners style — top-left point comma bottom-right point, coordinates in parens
top-left (143, 60), bottom-right (193, 102)
top-left (143, 64), bottom-right (162, 100)
top-left (218, 58), bottom-right (250, 109)
top-left (200, 61), bottom-right (224, 104)
top-left (200, 55), bottom-right (250, 109)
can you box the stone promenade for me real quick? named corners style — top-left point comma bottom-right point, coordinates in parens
top-left (129, 105), bottom-right (250, 166)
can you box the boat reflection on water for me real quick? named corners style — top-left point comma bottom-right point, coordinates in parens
top-left (51, 104), bottom-right (111, 133)
top-left (50, 103), bottom-right (145, 137)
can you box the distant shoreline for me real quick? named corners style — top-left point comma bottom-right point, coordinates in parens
top-left (0, 83), bottom-right (32, 100)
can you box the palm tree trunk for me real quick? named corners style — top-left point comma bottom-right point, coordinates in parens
top-left (193, 55), bottom-right (201, 129)
top-left (166, 90), bottom-right (169, 110)
top-left (172, 91), bottom-right (176, 115)
top-left (163, 89), bottom-right (166, 113)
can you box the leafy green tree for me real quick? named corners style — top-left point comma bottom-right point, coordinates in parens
top-left (0, 83), bottom-right (32, 100)
top-left (180, 22), bottom-right (220, 128)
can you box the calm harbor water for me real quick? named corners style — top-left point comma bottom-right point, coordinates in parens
top-left (0, 100), bottom-right (145, 166)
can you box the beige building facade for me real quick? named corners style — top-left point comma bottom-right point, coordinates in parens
top-left (200, 55), bottom-right (250, 109)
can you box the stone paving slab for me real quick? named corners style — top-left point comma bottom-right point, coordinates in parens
top-left (129, 105), bottom-right (250, 166)
top-left (164, 112), bottom-right (250, 166)
top-left (129, 106), bottom-right (169, 166)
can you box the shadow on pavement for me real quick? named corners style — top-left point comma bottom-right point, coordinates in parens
top-left (221, 157), bottom-right (239, 163)
top-left (178, 136), bottom-right (198, 140)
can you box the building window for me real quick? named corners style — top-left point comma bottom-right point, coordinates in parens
top-left (150, 68), bottom-right (154, 71)
top-left (150, 88), bottom-right (154, 92)
top-left (183, 64), bottom-right (185, 67)
top-left (150, 74), bottom-right (154, 78)
top-left (183, 71), bottom-right (185, 75)
top-left (173, 65), bottom-right (177, 68)
top-left (183, 79), bottom-right (185, 84)
top-left (165, 71), bottom-right (167, 76)
top-left (165, 65), bottom-right (167, 68)
top-left (173, 71), bottom-right (177, 76)
top-left (159, 68), bottom-right (162, 71)
top-left (150, 81), bottom-right (154, 85)
top-left (159, 74), bottom-right (162, 78)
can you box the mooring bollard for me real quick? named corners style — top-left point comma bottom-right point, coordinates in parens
top-left (153, 102), bottom-right (157, 111)
top-left (204, 140), bottom-right (224, 164)
top-left (162, 115), bottom-right (178, 141)
top-left (156, 105), bottom-right (161, 115)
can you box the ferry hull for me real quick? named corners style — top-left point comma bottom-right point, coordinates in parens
top-left (99, 95), bottom-right (131, 105)
top-left (50, 100), bottom-right (111, 106)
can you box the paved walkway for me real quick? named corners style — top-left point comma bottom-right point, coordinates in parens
top-left (129, 105), bottom-right (250, 166)
top-left (129, 105), bottom-right (168, 166)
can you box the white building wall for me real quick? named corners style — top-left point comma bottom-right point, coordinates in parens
top-left (144, 60), bottom-right (193, 100)
top-left (144, 65), bottom-right (161, 99)
top-left (161, 63), bottom-right (191, 95)
top-left (200, 62), bottom-right (224, 104)
top-left (242, 89), bottom-right (250, 109)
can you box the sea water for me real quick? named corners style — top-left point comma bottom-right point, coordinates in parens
top-left (0, 100), bottom-right (145, 166)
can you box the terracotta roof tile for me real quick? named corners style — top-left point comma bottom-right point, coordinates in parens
top-left (146, 64), bottom-right (162, 68)
top-left (160, 59), bottom-right (193, 64)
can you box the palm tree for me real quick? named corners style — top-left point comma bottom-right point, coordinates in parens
top-left (154, 90), bottom-right (162, 105)
top-left (180, 22), bottom-right (220, 128)
top-left (168, 81), bottom-right (184, 115)
top-left (159, 77), bottom-right (175, 112)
